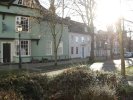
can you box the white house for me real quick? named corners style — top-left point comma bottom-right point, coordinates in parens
top-left (68, 20), bottom-right (91, 59)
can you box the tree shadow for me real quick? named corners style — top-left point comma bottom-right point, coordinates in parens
top-left (101, 60), bottom-right (117, 72)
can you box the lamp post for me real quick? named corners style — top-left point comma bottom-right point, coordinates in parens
top-left (17, 24), bottom-right (22, 69)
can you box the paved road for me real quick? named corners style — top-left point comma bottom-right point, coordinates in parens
top-left (90, 58), bottom-right (133, 72)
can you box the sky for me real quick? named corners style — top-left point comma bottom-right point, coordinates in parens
top-left (39, 0), bottom-right (133, 31)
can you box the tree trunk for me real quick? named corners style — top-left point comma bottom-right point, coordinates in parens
top-left (118, 19), bottom-right (125, 77)
top-left (53, 38), bottom-right (58, 66)
top-left (90, 32), bottom-right (95, 62)
top-left (110, 35), bottom-right (114, 59)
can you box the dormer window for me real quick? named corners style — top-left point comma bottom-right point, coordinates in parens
top-left (18, 0), bottom-right (23, 5)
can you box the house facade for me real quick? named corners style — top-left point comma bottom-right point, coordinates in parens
top-left (68, 20), bottom-right (91, 59)
top-left (95, 30), bottom-right (120, 59)
top-left (0, 0), bottom-right (69, 63)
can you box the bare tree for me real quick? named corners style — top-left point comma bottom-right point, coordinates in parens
top-left (72, 0), bottom-right (96, 62)
top-left (46, 0), bottom-right (65, 66)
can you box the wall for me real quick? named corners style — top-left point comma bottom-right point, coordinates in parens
top-left (69, 32), bottom-right (91, 59)
top-left (31, 21), bottom-right (69, 61)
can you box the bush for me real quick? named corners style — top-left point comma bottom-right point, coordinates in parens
top-left (48, 67), bottom-right (119, 100)
top-left (0, 72), bottom-right (49, 100)
top-left (0, 67), bottom-right (130, 100)
top-left (80, 85), bottom-right (117, 100)
top-left (48, 67), bottom-right (94, 100)
top-left (0, 90), bottom-right (23, 100)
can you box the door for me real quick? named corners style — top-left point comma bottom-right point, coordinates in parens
top-left (3, 43), bottom-right (11, 63)
top-left (82, 47), bottom-right (84, 58)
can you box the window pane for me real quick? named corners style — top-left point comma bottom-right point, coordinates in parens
top-left (57, 42), bottom-right (63, 55)
top-left (71, 47), bottom-right (74, 54)
top-left (16, 40), bottom-right (30, 56)
top-left (46, 41), bottom-right (52, 55)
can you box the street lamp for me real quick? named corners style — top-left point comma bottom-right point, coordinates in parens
top-left (105, 42), bottom-right (108, 60)
top-left (17, 24), bottom-right (22, 69)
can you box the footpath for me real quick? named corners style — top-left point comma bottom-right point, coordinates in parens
top-left (0, 58), bottom-right (89, 72)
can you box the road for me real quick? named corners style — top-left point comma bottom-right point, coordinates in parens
top-left (90, 58), bottom-right (133, 72)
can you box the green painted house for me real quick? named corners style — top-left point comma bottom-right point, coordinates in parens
top-left (0, 0), bottom-right (69, 63)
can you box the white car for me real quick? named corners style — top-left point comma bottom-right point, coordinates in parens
top-left (124, 52), bottom-right (132, 58)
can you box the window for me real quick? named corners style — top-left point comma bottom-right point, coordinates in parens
top-left (46, 41), bottom-right (52, 55)
top-left (81, 37), bottom-right (85, 42)
top-left (76, 47), bottom-right (78, 54)
top-left (17, 0), bottom-right (32, 7)
top-left (57, 42), bottom-right (63, 55)
top-left (99, 41), bottom-right (101, 47)
top-left (18, 0), bottom-right (23, 5)
top-left (16, 16), bottom-right (29, 32)
top-left (71, 47), bottom-right (74, 54)
top-left (75, 37), bottom-right (79, 42)
top-left (15, 40), bottom-right (31, 56)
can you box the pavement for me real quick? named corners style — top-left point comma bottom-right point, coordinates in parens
top-left (90, 58), bottom-right (133, 72)
top-left (0, 58), bottom-right (89, 72)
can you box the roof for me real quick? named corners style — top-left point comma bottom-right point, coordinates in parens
top-left (68, 20), bottom-right (89, 34)
top-left (0, 0), bottom-right (15, 5)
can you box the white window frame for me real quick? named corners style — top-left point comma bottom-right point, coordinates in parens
top-left (46, 41), bottom-right (52, 55)
top-left (57, 41), bottom-right (63, 55)
top-left (75, 36), bottom-right (79, 42)
top-left (81, 37), bottom-right (85, 42)
top-left (18, 0), bottom-right (24, 5)
top-left (16, 16), bottom-right (30, 32)
top-left (15, 40), bottom-right (31, 56)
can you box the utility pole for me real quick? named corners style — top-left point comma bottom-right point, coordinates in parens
top-left (128, 28), bottom-right (132, 52)
top-left (117, 0), bottom-right (126, 77)
top-left (118, 17), bottom-right (125, 77)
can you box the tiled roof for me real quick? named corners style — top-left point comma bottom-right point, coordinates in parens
top-left (0, 0), bottom-right (15, 5)
top-left (68, 20), bottom-right (88, 34)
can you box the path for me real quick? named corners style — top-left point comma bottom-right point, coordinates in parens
top-left (90, 58), bottom-right (133, 72)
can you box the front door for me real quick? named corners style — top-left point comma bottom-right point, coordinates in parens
top-left (3, 43), bottom-right (11, 63)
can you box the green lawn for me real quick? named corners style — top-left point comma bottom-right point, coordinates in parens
top-left (126, 66), bottom-right (133, 75)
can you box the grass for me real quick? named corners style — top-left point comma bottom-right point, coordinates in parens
top-left (126, 66), bottom-right (133, 75)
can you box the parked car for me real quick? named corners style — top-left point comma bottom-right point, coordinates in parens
top-left (124, 52), bottom-right (132, 58)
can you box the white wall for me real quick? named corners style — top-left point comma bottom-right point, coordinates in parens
top-left (69, 32), bottom-right (91, 59)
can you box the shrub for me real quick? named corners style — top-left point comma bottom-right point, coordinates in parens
top-left (80, 85), bottom-right (117, 100)
top-left (48, 67), bottom-right (94, 100)
top-left (0, 90), bottom-right (23, 100)
top-left (48, 67), bottom-right (118, 100)
top-left (0, 67), bottom-right (129, 100)
top-left (0, 72), bottom-right (49, 100)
